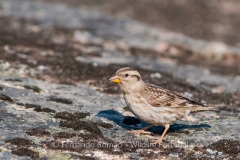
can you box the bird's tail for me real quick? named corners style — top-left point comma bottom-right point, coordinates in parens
top-left (192, 106), bottom-right (219, 112)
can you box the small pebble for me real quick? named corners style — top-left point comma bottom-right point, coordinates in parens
top-left (184, 92), bottom-right (193, 98)
top-left (168, 153), bottom-right (179, 158)
top-left (206, 148), bottom-right (216, 155)
top-left (150, 73), bottom-right (161, 79)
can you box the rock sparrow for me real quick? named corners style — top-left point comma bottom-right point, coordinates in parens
top-left (109, 67), bottom-right (216, 144)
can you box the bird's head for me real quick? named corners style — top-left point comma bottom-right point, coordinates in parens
top-left (109, 67), bottom-right (144, 93)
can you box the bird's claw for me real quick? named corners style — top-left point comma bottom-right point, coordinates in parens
top-left (153, 136), bottom-right (166, 144)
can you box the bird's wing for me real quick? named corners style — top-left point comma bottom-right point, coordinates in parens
top-left (141, 83), bottom-right (204, 108)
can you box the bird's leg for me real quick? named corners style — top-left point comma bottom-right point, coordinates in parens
top-left (129, 124), bottom-right (154, 135)
top-left (153, 124), bottom-right (170, 144)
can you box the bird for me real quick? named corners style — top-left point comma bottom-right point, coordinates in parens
top-left (109, 67), bottom-right (217, 144)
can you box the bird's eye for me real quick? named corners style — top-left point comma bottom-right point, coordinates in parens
top-left (125, 73), bottom-right (129, 77)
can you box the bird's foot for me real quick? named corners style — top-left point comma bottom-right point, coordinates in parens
top-left (153, 136), bottom-right (166, 144)
top-left (153, 138), bottom-right (163, 144)
top-left (129, 129), bottom-right (152, 136)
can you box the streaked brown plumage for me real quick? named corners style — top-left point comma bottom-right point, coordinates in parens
top-left (109, 67), bottom-right (216, 144)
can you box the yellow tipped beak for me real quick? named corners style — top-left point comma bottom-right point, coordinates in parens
top-left (109, 76), bottom-right (121, 83)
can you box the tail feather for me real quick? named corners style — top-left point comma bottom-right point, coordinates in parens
top-left (192, 106), bottom-right (219, 112)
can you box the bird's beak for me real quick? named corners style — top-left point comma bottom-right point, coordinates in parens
top-left (109, 76), bottom-right (121, 83)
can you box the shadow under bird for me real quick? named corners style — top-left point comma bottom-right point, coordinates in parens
top-left (109, 67), bottom-right (217, 144)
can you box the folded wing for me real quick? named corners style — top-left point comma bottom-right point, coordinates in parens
top-left (142, 83), bottom-right (204, 109)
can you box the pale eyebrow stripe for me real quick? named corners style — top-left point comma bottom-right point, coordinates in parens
top-left (131, 75), bottom-right (140, 81)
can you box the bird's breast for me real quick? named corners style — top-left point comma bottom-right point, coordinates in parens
top-left (124, 94), bottom-right (143, 108)
top-left (124, 93), bottom-right (147, 117)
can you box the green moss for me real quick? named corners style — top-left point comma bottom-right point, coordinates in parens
top-left (12, 148), bottom-right (39, 159)
top-left (26, 128), bottom-right (51, 137)
top-left (5, 137), bottom-right (34, 147)
top-left (0, 93), bottom-right (14, 102)
top-left (47, 96), bottom-right (73, 104)
top-left (207, 139), bottom-right (240, 156)
top-left (23, 85), bottom-right (42, 93)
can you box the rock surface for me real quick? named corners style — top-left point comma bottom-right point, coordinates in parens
top-left (0, 0), bottom-right (240, 159)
